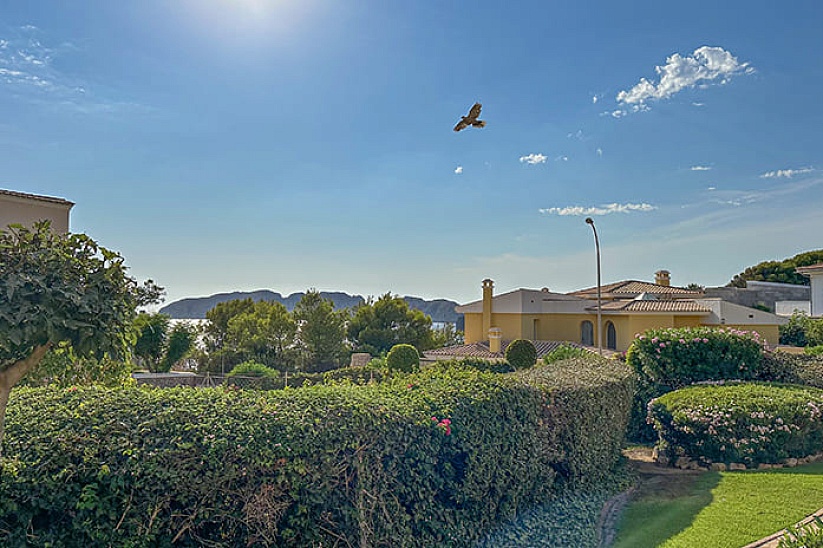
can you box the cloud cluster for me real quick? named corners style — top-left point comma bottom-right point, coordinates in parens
top-left (690, 166), bottom-right (712, 171)
top-left (519, 153), bottom-right (547, 165)
top-left (0, 25), bottom-right (142, 114)
top-left (539, 203), bottom-right (657, 216)
top-left (454, 166), bottom-right (463, 174)
top-left (760, 167), bottom-right (814, 179)
top-left (616, 46), bottom-right (752, 111)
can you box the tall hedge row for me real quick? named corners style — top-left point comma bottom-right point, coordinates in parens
top-left (0, 359), bottom-right (634, 547)
top-left (513, 356), bottom-right (635, 480)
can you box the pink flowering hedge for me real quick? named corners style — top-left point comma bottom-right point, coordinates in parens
top-left (627, 327), bottom-right (766, 388)
top-left (626, 326), bottom-right (768, 442)
top-left (649, 383), bottom-right (823, 466)
top-left (0, 358), bottom-right (632, 547)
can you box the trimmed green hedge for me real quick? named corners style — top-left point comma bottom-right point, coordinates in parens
top-left (387, 344), bottom-right (420, 373)
top-left (627, 327), bottom-right (765, 388)
top-left (626, 326), bottom-right (767, 442)
top-left (514, 355), bottom-right (635, 480)
top-left (506, 339), bottom-right (537, 370)
top-left (226, 363), bottom-right (386, 390)
top-left (649, 383), bottom-right (823, 466)
top-left (0, 358), bottom-right (634, 547)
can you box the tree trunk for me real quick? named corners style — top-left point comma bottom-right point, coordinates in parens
top-left (0, 344), bottom-right (51, 457)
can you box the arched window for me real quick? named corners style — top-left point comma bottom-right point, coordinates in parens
top-left (581, 321), bottom-right (594, 346)
top-left (606, 321), bottom-right (617, 350)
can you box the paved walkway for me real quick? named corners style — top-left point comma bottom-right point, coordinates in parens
top-left (741, 508), bottom-right (823, 548)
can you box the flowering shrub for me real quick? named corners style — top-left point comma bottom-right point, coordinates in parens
top-left (625, 327), bottom-right (767, 442)
top-left (628, 327), bottom-right (765, 388)
top-left (649, 383), bottom-right (823, 466)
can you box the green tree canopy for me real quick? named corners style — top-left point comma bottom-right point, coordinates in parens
top-left (0, 221), bottom-right (147, 453)
top-left (347, 293), bottom-right (434, 356)
top-left (225, 300), bottom-right (297, 369)
top-left (204, 298), bottom-right (256, 351)
top-left (293, 289), bottom-right (349, 371)
top-left (133, 313), bottom-right (170, 370)
top-left (727, 250), bottom-right (823, 287)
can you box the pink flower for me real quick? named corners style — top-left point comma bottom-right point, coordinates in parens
top-left (431, 416), bottom-right (438, 422)
top-left (659, 343), bottom-right (666, 348)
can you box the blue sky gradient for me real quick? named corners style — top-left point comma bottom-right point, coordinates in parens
top-left (2, 1), bottom-right (822, 305)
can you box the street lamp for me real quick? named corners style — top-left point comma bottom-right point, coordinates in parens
top-left (585, 217), bottom-right (602, 355)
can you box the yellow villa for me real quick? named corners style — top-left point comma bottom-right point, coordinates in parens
top-left (442, 271), bottom-right (788, 356)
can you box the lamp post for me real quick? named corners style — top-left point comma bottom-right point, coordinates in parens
top-left (585, 217), bottom-right (602, 355)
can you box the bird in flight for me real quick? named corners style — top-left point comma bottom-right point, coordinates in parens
top-left (453, 102), bottom-right (486, 132)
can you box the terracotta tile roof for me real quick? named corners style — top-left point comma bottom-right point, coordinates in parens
top-left (589, 299), bottom-right (711, 313)
top-left (0, 189), bottom-right (74, 206)
top-left (424, 340), bottom-right (590, 360)
top-left (570, 280), bottom-right (702, 298)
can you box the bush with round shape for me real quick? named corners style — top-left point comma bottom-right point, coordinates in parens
top-left (386, 344), bottom-right (419, 373)
top-left (649, 382), bottom-right (823, 466)
top-left (625, 326), bottom-right (766, 442)
top-left (506, 339), bottom-right (537, 370)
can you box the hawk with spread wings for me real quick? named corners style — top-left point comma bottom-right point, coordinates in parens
top-left (453, 102), bottom-right (486, 132)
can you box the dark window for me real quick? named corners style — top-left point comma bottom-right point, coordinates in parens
top-left (581, 321), bottom-right (594, 346)
top-left (606, 321), bottom-right (617, 350)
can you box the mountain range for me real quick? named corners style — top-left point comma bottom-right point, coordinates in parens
top-left (159, 290), bottom-right (463, 326)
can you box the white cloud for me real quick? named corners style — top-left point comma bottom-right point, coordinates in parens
top-left (616, 46), bottom-right (752, 110)
top-left (692, 102), bottom-right (705, 107)
top-left (708, 186), bottom-right (716, 190)
top-left (555, 155), bottom-right (568, 162)
top-left (592, 95), bottom-right (598, 104)
top-left (539, 203), bottom-right (657, 216)
top-left (454, 166), bottom-right (463, 174)
top-left (519, 153), bottom-right (547, 165)
top-left (0, 27), bottom-right (144, 114)
top-left (760, 167), bottom-right (814, 179)
top-left (690, 165), bottom-right (712, 171)
top-left (596, 148), bottom-right (603, 157)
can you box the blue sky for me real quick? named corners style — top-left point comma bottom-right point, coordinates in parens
top-left (2, 1), bottom-right (822, 306)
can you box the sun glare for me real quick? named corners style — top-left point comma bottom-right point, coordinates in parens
top-left (180, 0), bottom-right (320, 45)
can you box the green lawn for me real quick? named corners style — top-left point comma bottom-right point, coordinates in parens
top-left (612, 462), bottom-right (823, 548)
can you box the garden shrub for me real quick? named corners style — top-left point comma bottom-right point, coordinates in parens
top-left (386, 344), bottom-right (420, 373)
top-left (806, 345), bottom-right (823, 357)
top-left (0, 359), bottom-right (633, 547)
top-left (628, 327), bottom-right (765, 388)
top-left (780, 312), bottom-right (823, 347)
top-left (514, 355), bottom-right (635, 480)
top-left (542, 344), bottom-right (588, 365)
top-left (505, 339), bottom-right (537, 370)
top-left (445, 357), bottom-right (514, 374)
top-left (625, 327), bottom-right (766, 442)
top-left (759, 352), bottom-right (823, 389)
top-left (226, 360), bottom-right (279, 378)
top-left (649, 383), bottom-right (823, 466)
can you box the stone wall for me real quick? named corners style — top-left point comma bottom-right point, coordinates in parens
top-left (705, 282), bottom-right (810, 312)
